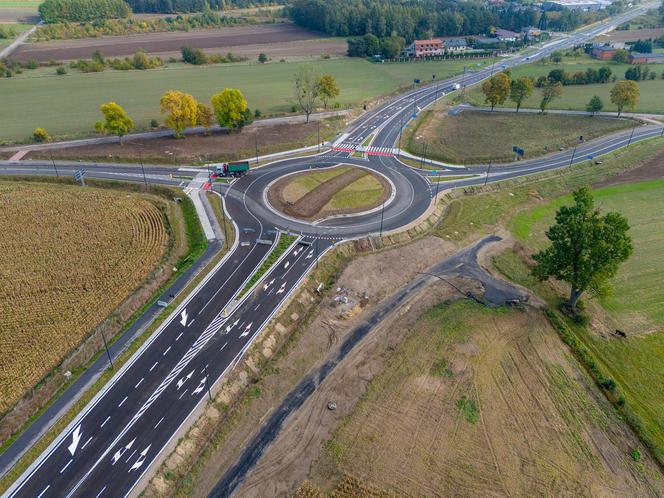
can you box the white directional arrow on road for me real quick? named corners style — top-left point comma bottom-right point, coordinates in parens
top-left (180, 309), bottom-right (188, 326)
top-left (111, 438), bottom-right (135, 465)
top-left (240, 322), bottom-right (253, 338)
top-left (283, 261), bottom-right (290, 270)
top-left (68, 425), bottom-right (82, 456)
top-left (276, 282), bottom-right (286, 295)
top-left (306, 250), bottom-right (314, 259)
top-left (192, 378), bottom-right (206, 396)
top-left (176, 370), bottom-right (195, 390)
top-left (263, 278), bottom-right (275, 291)
top-left (129, 445), bottom-right (151, 472)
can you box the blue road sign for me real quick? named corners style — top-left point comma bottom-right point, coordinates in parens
top-left (587, 155), bottom-right (593, 160)
top-left (512, 146), bottom-right (525, 156)
top-left (412, 113), bottom-right (417, 119)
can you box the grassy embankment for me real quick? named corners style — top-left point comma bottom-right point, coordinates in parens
top-left (405, 109), bottom-right (633, 163)
top-left (496, 178), bottom-right (664, 464)
top-left (0, 57), bottom-right (495, 143)
top-left (464, 54), bottom-right (664, 114)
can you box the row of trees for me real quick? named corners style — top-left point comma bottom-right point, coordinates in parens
top-left (94, 88), bottom-right (253, 142)
top-left (347, 33), bottom-right (405, 59)
top-left (39, 0), bottom-right (129, 23)
top-left (286, 0), bottom-right (621, 42)
top-left (481, 71), bottom-right (641, 116)
top-left (127, 0), bottom-right (274, 13)
top-left (538, 66), bottom-right (614, 87)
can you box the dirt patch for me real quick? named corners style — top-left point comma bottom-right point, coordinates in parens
top-left (593, 149), bottom-right (664, 188)
top-left (601, 27), bottom-right (664, 43)
top-left (0, 10), bottom-right (38, 23)
top-left (10, 24), bottom-right (328, 61)
top-left (27, 119), bottom-right (342, 164)
top-left (268, 166), bottom-right (390, 221)
top-left (298, 302), bottom-right (664, 497)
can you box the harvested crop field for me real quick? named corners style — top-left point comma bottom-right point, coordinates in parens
top-left (11, 24), bottom-right (334, 61)
top-left (600, 27), bottom-right (664, 43)
top-left (304, 301), bottom-right (664, 497)
top-left (0, 182), bottom-right (169, 416)
top-left (268, 165), bottom-right (389, 221)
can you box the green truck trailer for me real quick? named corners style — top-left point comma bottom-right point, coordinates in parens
top-left (215, 161), bottom-right (250, 177)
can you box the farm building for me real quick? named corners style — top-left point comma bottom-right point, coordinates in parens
top-left (404, 39), bottom-right (444, 57)
top-left (628, 52), bottom-right (664, 64)
top-left (543, 0), bottom-right (612, 10)
top-left (591, 45), bottom-right (619, 60)
top-left (495, 28), bottom-right (520, 42)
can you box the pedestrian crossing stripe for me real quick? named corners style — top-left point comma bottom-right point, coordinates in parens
top-left (332, 142), bottom-right (397, 157)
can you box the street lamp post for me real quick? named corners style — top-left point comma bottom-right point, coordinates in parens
top-left (138, 147), bottom-right (147, 186)
top-left (49, 152), bottom-right (59, 178)
top-left (255, 132), bottom-right (259, 163)
top-left (101, 330), bottom-right (113, 369)
top-left (203, 363), bottom-right (212, 402)
top-left (379, 200), bottom-right (385, 237)
top-left (627, 123), bottom-right (637, 147)
top-left (484, 161), bottom-right (492, 186)
top-left (317, 120), bottom-right (321, 153)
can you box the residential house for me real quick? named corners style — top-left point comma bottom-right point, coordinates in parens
top-left (495, 28), bottom-right (520, 42)
top-left (443, 37), bottom-right (468, 52)
top-left (404, 39), bottom-right (444, 58)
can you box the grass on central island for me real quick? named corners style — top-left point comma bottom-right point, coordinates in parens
top-left (405, 109), bottom-right (632, 164)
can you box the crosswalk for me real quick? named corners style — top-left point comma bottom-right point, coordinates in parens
top-left (333, 142), bottom-right (397, 157)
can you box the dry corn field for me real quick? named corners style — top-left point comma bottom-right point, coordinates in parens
top-left (0, 182), bottom-right (169, 415)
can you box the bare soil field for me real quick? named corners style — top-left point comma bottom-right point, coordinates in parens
top-left (11, 24), bottom-right (334, 61)
top-left (0, 182), bottom-right (170, 421)
top-left (268, 165), bottom-right (390, 221)
top-left (593, 148), bottom-right (664, 188)
top-left (601, 27), bottom-right (664, 42)
top-left (0, 9), bottom-right (38, 23)
top-left (28, 119), bottom-right (344, 164)
top-left (298, 301), bottom-right (664, 497)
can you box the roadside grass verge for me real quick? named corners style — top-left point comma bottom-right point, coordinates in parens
top-left (0, 177), bottom-right (213, 495)
top-left (238, 234), bottom-right (297, 299)
top-left (405, 110), bottom-right (633, 163)
top-left (429, 174), bottom-right (479, 182)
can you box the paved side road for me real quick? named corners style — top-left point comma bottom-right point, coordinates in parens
top-left (0, 23), bottom-right (41, 60)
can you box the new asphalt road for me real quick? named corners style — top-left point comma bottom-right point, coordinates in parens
top-left (1, 4), bottom-right (661, 497)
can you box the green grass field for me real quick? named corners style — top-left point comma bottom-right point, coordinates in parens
top-left (465, 55), bottom-right (664, 114)
top-left (405, 110), bottom-right (632, 163)
top-left (0, 58), bottom-right (491, 143)
top-left (326, 172), bottom-right (384, 210)
top-left (510, 178), bottom-right (664, 333)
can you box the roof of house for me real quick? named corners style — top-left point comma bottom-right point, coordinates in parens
top-left (630, 52), bottom-right (664, 58)
top-left (593, 45), bottom-right (618, 51)
top-left (413, 39), bottom-right (443, 46)
top-left (445, 38), bottom-right (467, 46)
top-left (495, 28), bottom-right (519, 38)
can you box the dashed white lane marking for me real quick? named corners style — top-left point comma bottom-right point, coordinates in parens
top-left (60, 459), bottom-right (73, 474)
top-left (178, 389), bottom-right (188, 400)
top-left (220, 341), bottom-right (228, 351)
top-left (149, 361), bottom-right (158, 372)
top-left (163, 346), bottom-right (171, 356)
top-left (94, 485), bottom-right (107, 498)
top-left (175, 332), bottom-right (183, 341)
top-left (134, 378), bottom-right (144, 388)
top-left (125, 448), bottom-right (137, 463)
top-left (188, 319), bottom-right (195, 327)
top-left (81, 436), bottom-right (93, 450)
top-left (154, 416), bottom-right (165, 429)
top-left (37, 485), bottom-right (50, 498)
top-left (118, 396), bottom-right (128, 407)
top-left (101, 416), bottom-right (111, 427)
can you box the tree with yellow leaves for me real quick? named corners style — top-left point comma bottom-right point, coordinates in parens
top-left (160, 90), bottom-right (199, 138)
top-left (610, 80), bottom-right (640, 118)
top-left (100, 102), bottom-right (133, 144)
top-left (211, 88), bottom-right (251, 131)
top-left (196, 103), bottom-right (214, 135)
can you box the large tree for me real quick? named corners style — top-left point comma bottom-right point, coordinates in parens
top-left (509, 76), bottom-right (534, 112)
top-left (211, 88), bottom-right (249, 130)
top-left (160, 90), bottom-right (199, 138)
top-left (99, 102), bottom-right (133, 144)
top-left (481, 73), bottom-right (511, 111)
top-left (196, 103), bottom-right (213, 134)
top-left (317, 74), bottom-right (340, 110)
top-left (539, 80), bottom-right (562, 113)
top-left (610, 80), bottom-right (640, 117)
top-left (532, 187), bottom-right (632, 310)
top-left (293, 64), bottom-right (321, 123)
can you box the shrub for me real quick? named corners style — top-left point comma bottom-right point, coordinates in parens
top-left (0, 25), bottom-right (17, 39)
top-left (25, 59), bottom-right (39, 70)
top-left (56, 66), bottom-right (67, 75)
top-left (181, 46), bottom-right (207, 65)
top-left (258, 52), bottom-right (267, 63)
top-left (630, 449), bottom-right (641, 462)
top-left (601, 378), bottom-right (617, 391)
top-left (33, 128), bottom-right (51, 143)
top-left (150, 118), bottom-right (159, 128)
top-left (254, 109), bottom-right (261, 118)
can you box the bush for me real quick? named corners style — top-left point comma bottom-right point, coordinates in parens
top-left (254, 109), bottom-right (261, 118)
top-left (181, 45), bottom-right (207, 65)
top-left (33, 128), bottom-right (51, 143)
top-left (39, 0), bottom-right (130, 23)
top-left (150, 118), bottom-right (159, 128)
top-left (56, 66), bottom-right (67, 75)
top-left (630, 449), bottom-right (641, 462)
top-left (258, 52), bottom-right (267, 63)
top-left (0, 25), bottom-right (17, 39)
top-left (601, 378), bottom-right (617, 391)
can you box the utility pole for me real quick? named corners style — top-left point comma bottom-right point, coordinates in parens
top-left (317, 120), bottom-right (321, 153)
top-left (484, 161), bottom-right (492, 186)
top-left (315, 235), bottom-right (319, 270)
top-left (49, 152), bottom-right (59, 178)
top-left (398, 114), bottom-right (404, 150)
top-left (379, 200), bottom-right (385, 237)
top-left (627, 123), bottom-right (637, 146)
top-left (139, 146), bottom-right (147, 186)
top-left (420, 140), bottom-right (427, 169)
top-left (461, 66), bottom-right (467, 100)
top-left (569, 141), bottom-right (579, 167)
top-left (254, 132), bottom-right (259, 163)
top-left (434, 173), bottom-right (441, 201)
top-left (101, 330), bottom-right (113, 369)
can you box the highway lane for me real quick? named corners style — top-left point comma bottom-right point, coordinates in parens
top-left (2, 4), bottom-right (658, 496)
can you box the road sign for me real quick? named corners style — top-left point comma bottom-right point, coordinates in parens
top-left (431, 170), bottom-right (438, 174)
top-left (73, 169), bottom-right (86, 186)
top-left (587, 155), bottom-right (593, 160)
top-left (512, 146), bottom-right (525, 156)
top-left (412, 113), bottom-right (417, 119)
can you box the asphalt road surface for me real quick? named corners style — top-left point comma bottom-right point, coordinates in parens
top-left (2, 4), bottom-right (661, 497)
